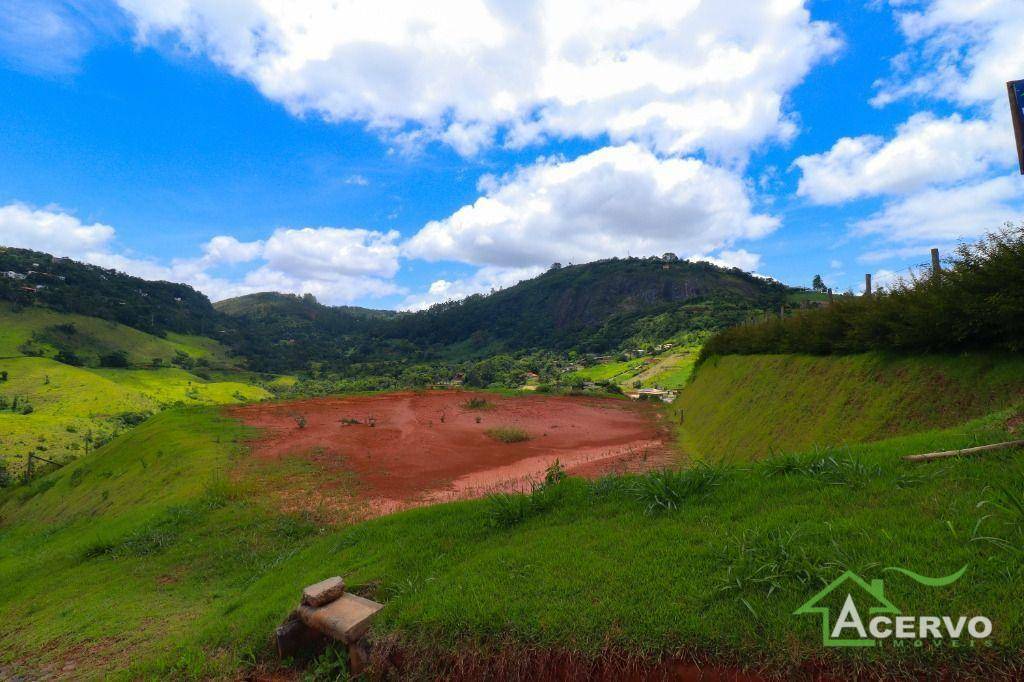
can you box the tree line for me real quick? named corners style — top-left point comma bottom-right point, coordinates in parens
top-left (700, 225), bottom-right (1024, 360)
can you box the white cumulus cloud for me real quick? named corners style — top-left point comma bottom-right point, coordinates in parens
top-left (794, 113), bottom-right (1010, 204)
top-left (853, 177), bottom-right (1024, 244)
top-left (401, 265), bottom-right (543, 311)
top-left (0, 202), bottom-right (115, 256)
top-left (115, 0), bottom-right (839, 159)
top-left (404, 143), bottom-right (779, 269)
top-left (873, 0), bottom-right (1024, 109)
top-left (0, 202), bottom-right (404, 305)
top-left (793, 0), bottom-right (1024, 260)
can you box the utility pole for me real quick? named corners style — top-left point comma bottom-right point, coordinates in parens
top-left (931, 248), bottom-right (941, 281)
top-left (864, 273), bottom-right (872, 297)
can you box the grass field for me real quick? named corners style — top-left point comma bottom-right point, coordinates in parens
top-left (2, 380), bottom-right (1024, 678)
top-left (0, 356), bottom-right (270, 473)
top-left (674, 352), bottom-right (1024, 461)
top-left (0, 303), bottom-right (235, 367)
top-left (566, 358), bottom-right (643, 383)
top-left (630, 350), bottom-right (698, 389)
top-left (567, 345), bottom-right (699, 390)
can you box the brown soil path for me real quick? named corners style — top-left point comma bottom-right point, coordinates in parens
top-left (230, 391), bottom-right (671, 515)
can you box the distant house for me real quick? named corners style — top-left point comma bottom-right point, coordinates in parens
top-left (3, 271), bottom-right (27, 280)
top-left (630, 387), bottom-right (678, 403)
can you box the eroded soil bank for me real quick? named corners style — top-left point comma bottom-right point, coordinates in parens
top-left (231, 391), bottom-right (671, 515)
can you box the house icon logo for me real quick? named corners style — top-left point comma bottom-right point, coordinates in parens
top-left (793, 571), bottom-right (900, 647)
top-left (794, 565), bottom-right (991, 647)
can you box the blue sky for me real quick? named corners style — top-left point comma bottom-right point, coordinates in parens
top-left (1, 0), bottom-right (1021, 309)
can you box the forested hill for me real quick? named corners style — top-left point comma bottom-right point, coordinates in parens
top-left (219, 257), bottom-right (794, 369)
top-left (214, 292), bottom-right (397, 321)
top-left (0, 246), bottom-right (218, 336)
top-left (374, 257), bottom-right (791, 352)
top-left (2, 245), bottom-right (795, 371)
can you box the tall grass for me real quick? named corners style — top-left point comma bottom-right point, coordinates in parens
top-left (485, 426), bottom-right (531, 443)
top-left (628, 462), bottom-right (727, 513)
top-left (701, 224), bottom-right (1024, 359)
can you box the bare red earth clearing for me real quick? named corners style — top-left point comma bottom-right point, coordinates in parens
top-left (232, 391), bottom-right (671, 515)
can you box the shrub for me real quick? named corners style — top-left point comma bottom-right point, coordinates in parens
top-left (99, 351), bottom-right (129, 368)
top-left (171, 350), bottom-right (194, 370)
top-left (113, 411), bottom-right (151, 428)
top-left (54, 349), bottom-right (82, 366)
top-left (485, 462), bottom-right (566, 528)
top-left (462, 397), bottom-right (493, 410)
top-left (630, 463), bottom-right (726, 514)
top-left (485, 426), bottom-right (530, 443)
top-left (701, 224), bottom-right (1024, 360)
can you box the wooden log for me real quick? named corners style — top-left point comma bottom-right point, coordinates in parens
top-left (903, 439), bottom-right (1024, 463)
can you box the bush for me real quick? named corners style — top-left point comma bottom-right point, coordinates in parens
top-left (54, 349), bottom-right (83, 366)
top-left (630, 463), bottom-right (726, 514)
top-left (485, 460), bottom-right (566, 528)
top-left (701, 224), bottom-right (1024, 360)
top-left (462, 397), bottom-right (494, 410)
top-left (100, 351), bottom-right (129, 368)
top-left (485, 426), bottom-right (530, 443)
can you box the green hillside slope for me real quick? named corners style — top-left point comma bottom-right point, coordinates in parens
top-left (2, 407), bottom-right (1024, 678)
top-left (0, 247), bottom-right (219, 337)
top-left (0, 356), bottom-right (269, 473)
top-left (675, 353), bottom-right (1024, 460)
top-left (0, 302), bottom-right (234, 367)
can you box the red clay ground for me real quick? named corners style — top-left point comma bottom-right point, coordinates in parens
top-left (231, 391), bottom-right (671, 516)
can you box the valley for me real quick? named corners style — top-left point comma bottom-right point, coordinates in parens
top-left (1, 229), bottom-right (1023, 679)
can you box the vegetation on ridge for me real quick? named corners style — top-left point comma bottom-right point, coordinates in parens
top-left (701, 225), bottom-right (1024, 359)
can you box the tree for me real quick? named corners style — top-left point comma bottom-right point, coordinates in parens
top-left (54, 349), bottom-right (82, 366)
top-left (100, 350), bottom-right (129, 368)
top-left (662, 252), bottom-right (679, 262)
top-left (812, 274), bottom-right (826, 293)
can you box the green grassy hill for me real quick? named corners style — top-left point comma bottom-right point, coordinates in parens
top-left (2, 405), bottom-right (1024, 678)
top-left (0, 356), bottom-right (270, 473)
top-left (674, 352), bottom-right (1024, 460)
top-left (0, 303), bottom-right (234, 368)
top-left (0, 302), bottom-right (273, 475)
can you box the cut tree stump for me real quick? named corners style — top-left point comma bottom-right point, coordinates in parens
top-left (302, 576), bottom-right (346, 607)
top-left (903, 439), bottom-right (1024, 463)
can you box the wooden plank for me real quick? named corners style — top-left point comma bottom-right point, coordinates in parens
top-left (903, 439), bottom-right (1024, 463)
